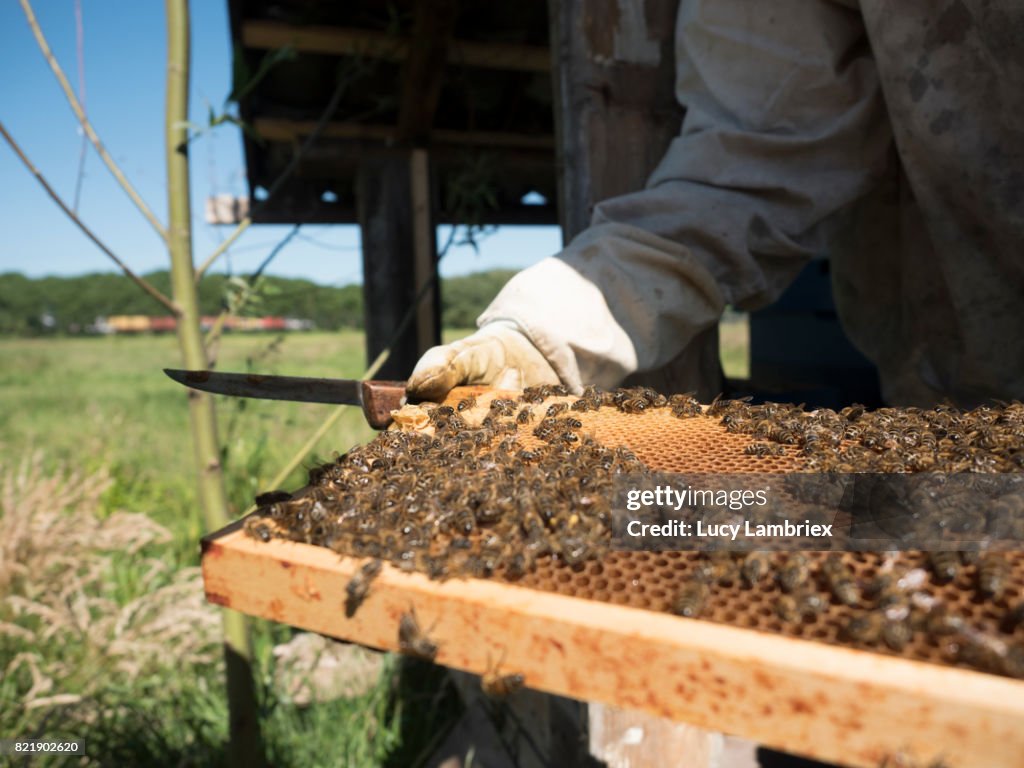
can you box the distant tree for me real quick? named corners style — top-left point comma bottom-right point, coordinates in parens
top-left (0, 270), bottom-right (516, 335)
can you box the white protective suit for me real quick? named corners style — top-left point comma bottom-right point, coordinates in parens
top-left (473, 0), bottom-right (1024, 407)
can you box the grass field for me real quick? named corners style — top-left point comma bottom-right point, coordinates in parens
top-left (0, 331), bottom-right (464, 767)
top-left (0, 331), bottom-right (379, 539)
top-left (0, 325), bottom-right (748, 765)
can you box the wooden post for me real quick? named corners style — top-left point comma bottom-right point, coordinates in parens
top-left (410, 149), bottom-right (440, 357)
top-left (356, 151), bottom-right (440, 380)
top-left (549, 0), bottom-right (682, 242)
top-left (547, 1), bottom-right (725, 763)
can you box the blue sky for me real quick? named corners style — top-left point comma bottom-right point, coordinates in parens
top-left (0, 1), bottom-right (561, 285)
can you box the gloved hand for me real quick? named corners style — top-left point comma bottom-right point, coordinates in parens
top-left (406, 321), bottom-right (561, 401)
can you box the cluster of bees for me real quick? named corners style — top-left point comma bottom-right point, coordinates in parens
top-left (247, 384), bottom-right (649, 587)
top-left (671, 549), bottom-right (1024, 678)
top-left (702, 397), bottom-right (1024, 473)
top-left (245, 385), bottom-right (1024, 678)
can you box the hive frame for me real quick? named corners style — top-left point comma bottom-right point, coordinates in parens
top-left (203, 523), bottom-right (1024, 768)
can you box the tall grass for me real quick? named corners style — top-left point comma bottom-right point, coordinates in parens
top-left (0, 332), bottom-right (469, 765)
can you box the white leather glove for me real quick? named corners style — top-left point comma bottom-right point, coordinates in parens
top-left (406, 321), bottom-right (560, 401)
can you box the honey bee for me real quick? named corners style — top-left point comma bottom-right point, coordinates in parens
top-left (571, 387), bottom-right (604, 412)
top-left (480, 652), bottom-right (526, 698)
top-left (533, 419), bottom-right (557, 441)
top-left (345, 558), bottom-right (382, 617)
top-left (550, 384), bottom-right (571, 397)
top-left (881, 617), bottom-right (914, 651)
top-left (456, 395), bottom-right (477, 412)
top-left (671, 581), bottom-right (709, 618)
top-left (777, 553), bottom-right (810, 593)
top-left (841, 404), bottom-right (866, 422)
top-left (842, 612), bottom-right (883, 644)
top-left (516, 406), bottom-right (535, 424)
top-left (926, 551), bottom-right (961, 584)
top-left (425, 556), bottom-right (449, 581)
top-left (546, 402), bottom-right (568, 417)
top-left (977, 553), bottom-right (1010, 598)
top-left (741, 551), bottom-right (771, 587)
top-left (668, 393), bottom-right (701, 418)
top-left (774, 594), bottom-right (802, 623)
top-left (708, 550), bottom-right (740, 584)
top-left (775, 590), bottom-right (826, 623)
top-left (619, 397), bottom-right (649, 414)
top-left (489, 398), bottom-right (517, 417)
top-left (398, 608), bottom-right (439, 661)
top-left (956, 636), bottom-right (1005, 675)
top-left (744, 442), bottom-right (786, 458)
top-left (821, 553), bottom-right (859, 606)
top-left (243, 516), bottom-right (274, 542)
top-left (642, 388), bottom-right (668, 408)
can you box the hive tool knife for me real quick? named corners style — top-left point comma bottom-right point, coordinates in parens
top-left (163, 369), bottom-right (408, 429)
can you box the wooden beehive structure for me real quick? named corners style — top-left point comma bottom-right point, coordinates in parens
top-left (203, 388), bottom-right (1024, 768)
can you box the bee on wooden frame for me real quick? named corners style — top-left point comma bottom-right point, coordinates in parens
top-left (398, 607), bottom-right (439, 661)
top-left (243, 516), bottom-right (274, 543)
top-left (481, 650), bottom-right (526, 698)
top-left (345, 558), bottom-right (383, 618)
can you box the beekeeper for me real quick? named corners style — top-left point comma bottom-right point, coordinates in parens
top-left (408, 0), bottom-right (1024, 408)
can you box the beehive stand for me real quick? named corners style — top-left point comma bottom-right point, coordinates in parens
top-left (202, 388), bottom-right (1024, 768)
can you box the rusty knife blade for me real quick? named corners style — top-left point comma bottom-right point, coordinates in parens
top-left (163, 368), bottom-right (368, 406)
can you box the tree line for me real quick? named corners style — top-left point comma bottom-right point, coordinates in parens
top-left (0, 269), bottom-right (518, 335)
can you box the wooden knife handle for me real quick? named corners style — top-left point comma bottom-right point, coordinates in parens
top-left (361, 380), bottom-right (408, 429)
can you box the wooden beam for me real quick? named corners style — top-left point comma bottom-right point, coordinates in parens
top-left (396, 0), bottom-right (457, 142)
top-left (237, 201), bottom-right (556, 227)
top-left (548, 0), bottom-right (682, 240)
top-left (356, 152), bottom-right (437, 380)
top-left (253, 118), bottom-right (555, 152)
top-left (242, 20), bottom-right (551, 73)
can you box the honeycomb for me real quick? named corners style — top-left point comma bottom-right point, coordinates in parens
top-left (450, 390), bottom-right (1024, 676)
top-left (252, 387), bottom-right (1024, 679)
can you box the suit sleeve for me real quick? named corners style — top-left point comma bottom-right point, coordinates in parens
top-left (481, 0), bottom-right (892, 391)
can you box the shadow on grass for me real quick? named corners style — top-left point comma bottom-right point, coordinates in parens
top-left (382, 658), bottom-right (464, 768)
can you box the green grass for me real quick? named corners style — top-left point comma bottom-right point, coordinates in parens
top-left (720, 314), bottom-right (750, 380)
top-left (0, 332), bottom-right (386, 542)
top-left (0, 331), bottom-right (473, 767)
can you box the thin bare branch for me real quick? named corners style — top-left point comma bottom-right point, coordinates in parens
top-left (71, 0), bottom-right (88, 212)
top-left (18, 0), bottom-right (169, 242)
top-left (194, 219), bottom-right (250, 281)
top-left (0, 121), bottom-right (179, 315)
top-left (202, 224), bottom-right (300, 356)
top-left (194, 60), bottom-right (365, 281)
